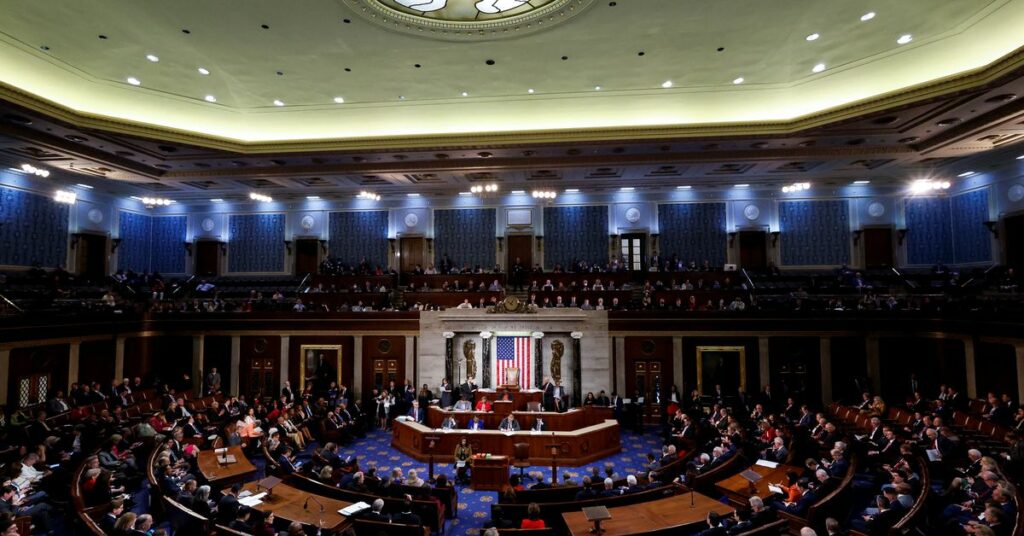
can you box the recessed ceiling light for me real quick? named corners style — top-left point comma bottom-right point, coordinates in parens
top-left (146, 54), bottom-right (159, 62)
top-left (734, 184), bottom-right (750, 188)
top-left (565, 188), bottom-right (580, 193)
top-left (594, 86), bottom-right (602, 91)
top-left (204, 95), bottom-right (217, 103)
top-left (407, 193), bottom-right (420, 198)
top-left (461, 91), bottom-right (469, 97)
top-left (126, 76), bottom-right (141, 86)
top-left (197, 67), bottom-right (210, 75)
top-left (76, 183), bottom-right (93, 189)
top-left (1017, 154), bottom-right (1024, 160)
top-left (210, 198), bottom-right (223, 203)
top-left (272, 99), bottom-right (284, 106)
top-left (661, 80), bottom-right (673, 88)
top-left (957, 171), bottom-right (976, 177)
top-left (897, 34), bottom-right (913, 45)
top-left (333, 96), bottom-right (345, 104)
top-left (458, 192), bottom-right (472, 196)
top-left (860, 12), bottom-right (876, 21)
top-left (805, 33), bottom-right (820, 41)
top-left (733, 77), bottom-right (745, 85)
top-left (306, 195), bottom-right (320, 200)
top-left (812, 63), bottom-right (826, 73)
top-left (527, 88), bottom-right (535, 94)
top-left (676, 185), bottom-right (692, 190)
top-left (853, 180), bottom-right (871, 185)
top-left (511, 190), bottom-right (526, 195)
top-left (620, 187), bottom-right (635, 192)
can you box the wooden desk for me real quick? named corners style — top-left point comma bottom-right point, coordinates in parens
top-left (240, 481), bottom-right (352, 532)
top-left (470, 455), bottom-right (510, 492)
top-left (392, 419), bottom-right (621, 466)
top-left (561, 491), bottom-right (733, 536)
top-left (715, 462), bottom-right (801, 507)
top-left (197, 447), bottom-right (257, 486)
top-left (427, 405), bottom-right (613, 431)
top-left (472, 389), bottom-right (543, 412)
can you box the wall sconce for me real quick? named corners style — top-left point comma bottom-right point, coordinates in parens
top-left (496, 237), bottom-right (504, 252)
top-left (536, 235), bottom-right (543, 252)
top-left (284, 240), bottom-right (293, 254)
top-left (983, 221), bottom-right (999, 238)
top-left (318, 239), bottom-right (328, 254)
top-left (70, 235), bottom-right (80, 250)
top-left (728, 232), bottom-right (737, 247)
top-left (896, 229), bottom-right (908, 245)
top-left (220, 242), bottom-right (228, 255)
top-left (110, 238), bottom-right (122, 253)
top-left (852, 230), bottom-right (863, 246)
top-left (769, 231), bottom-right (781, 248)
top-left (183, 242), bottom-right (193, 256)
top-left (425, 238), bottom-right (434, 255)
top-left (650, 233), bottom-right (660, 255)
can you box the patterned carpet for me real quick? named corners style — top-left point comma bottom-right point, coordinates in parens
top-left (333, 427), bottom-right (666, 535)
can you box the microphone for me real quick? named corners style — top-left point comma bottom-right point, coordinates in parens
top-left (305, 495), bottom-right (325, 513)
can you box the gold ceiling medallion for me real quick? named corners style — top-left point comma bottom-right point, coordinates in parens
top-left (342, 0), bottom-right (597, 41)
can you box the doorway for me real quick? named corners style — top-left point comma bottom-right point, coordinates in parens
top-left (506, 234), bottom-right (533, 286)
top-left (738, 231), bottom-right (768, 270)
top-left (620, 233), bottom-right (647, 272)
top-left (195, 241), bottom-right (221, 276)
top-left (295, 238), bottom-right (320, 276)
top-left (74, 233), bottom-right (107, 282)
top-left (629, 359), bottom-right (665, 424)
top-left (862, 227), bottom-right (894, 268)
top-left (244, 356), bottom-right (277, 399)
top-left (1005, 213), bottom-right (1024, 270)
top-left (399, 237), bottom-right (424, 273)
top-left (369, 358), bottom-right (401, 392)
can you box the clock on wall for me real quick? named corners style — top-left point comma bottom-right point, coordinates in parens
top-left (87, 208), bottom-right (104, 224)
top-left (201, 218), bottom-right (216, 232)
top-left (743, 204), bottom-right (760, 221)
top-left (625, 207), bottom-right (641, 224)
top-left (867, 201), bottom-right (886, 218)
top-left (1009, 184), bottom-right (1024, 203)
top-left (300, 215), bottom-right (316, 230)
top-left (404, 213), bottom-right (419, 228)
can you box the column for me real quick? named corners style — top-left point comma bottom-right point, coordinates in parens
top-left (571, 333), bottom-right (583, 407)
top-left (866, 336), bottom-right (881, 395)
top-left (672, 336), bottom-right (683, 391)
top-left (614, 337), bottom-right (625, 396)
top-left (534, 334), bottom-right (544, 387)
top-left (114, 336), bottom-right (126, 381)
top-left (353, 336), bottom-right (363, 399)
top-left (230, 336), bottom-right (241, 396)
top-left (279, 336), bottom-right (290, 393)
top-left (481, 333), bottom-right (493, 388)
top-left (0, 349), bottom-right (10, 405)
top-left (963, 337), bottom-right (977, 399)
top-left (192, 335), bottom-right (205, 397)
top-left (758, 337), bottom-right (770, 389)
top-left (819, 337), bottom-right (833, 404)
top-left (443, 333), bottom-right (454, 384)
top-left (68, 342), bottom-right (81, 390)
top-left (405, 336), bottom-right (415, 385)
top-left (1016, 343), bottom-right (1024, 405)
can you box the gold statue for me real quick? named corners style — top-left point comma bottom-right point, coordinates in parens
top-left (550, 339), bottom-right (564, 383)
top-left (463, 339), bottom-right (477, 380)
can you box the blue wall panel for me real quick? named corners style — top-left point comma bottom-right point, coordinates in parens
top-left (779, 200), bottom-right (851, 266)
top-left (543, 205), bottom-right (608, 270)
top-left (657, 203), bottom-right (727, 266)
top-left (117, 211), bottom-right (151, 272)
top-left (950, 189), bottom-right (991, 264)
top-left (905, 197), bottom-right (953, 265)
top-left (0, 186), bottom-right (69, 267)
top-left (151, 216), bottom-right (187, 274)
top-left (328, 211), bottom-right (388, 269)
top-left (228, 213), bottom-right (285, 273)
top-left (434, 208), bottom-right (496, 270)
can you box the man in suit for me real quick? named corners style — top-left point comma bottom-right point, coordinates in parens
top-left (468, 415), bottom-right (485, 430)
top-left (764, 436), bottom-right (788, 463)
top-left (499, 414), bottom-right (521, 431)
top-left (205, 367), bottom-right (222, 394)
top-left (281, 380), bottom-right (294, 403)
top-left (217, 483), bottom-right (242, 525)
top-left (392, 498), bottom-right (422, 525)
top-left (596, 390), bottom-right (611, 407)
top-left (229, 507), bottom-right (254, 533)
top-left (99, 498), bottom-right (125, 534)
top-left (362, 499), bottom-right (390, 522)
top-left (575, 477), bottom-right (598, 500)
top-left (459, 378), bottom-right (477, 402)
top-left (825, 517), bottom-right (849, 536)
top-left (532, 417), bottom-right (546, 431)
top-left (542, 377), bottom-right (556, 411)
top-left (407, 400), bottom-right (426, 424)
top-left (46, 390), bottom-right (71, 415)
top-left (278, 446), bottom-right (300, 475)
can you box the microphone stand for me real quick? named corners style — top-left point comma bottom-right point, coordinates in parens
top-left (304, 495), bottom-right (325, 513)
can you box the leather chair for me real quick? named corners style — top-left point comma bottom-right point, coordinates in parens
top-left (513, 442), bottom-right (531, 481)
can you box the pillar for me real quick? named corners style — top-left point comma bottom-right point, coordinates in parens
top-left (534, 335), bottom-right (544, 387)
top-left (353, 336), bottom-right (363, 399)
top-left (230, 336), bottom-right (240, 396)
top-left (963, 337), bottom-right (977, 399)
top-left (866, 336), bottom-right (881, 395)
top-left (0, 349), bottom-right (10, 405)
top-left (758, 337), bottom-right (770, 389)
top-left (444, 334), bottom-right (454, 384)
top-left (820, 337), bottom-right (833, 404)
top-left (68, 342), bottom-right (81, 390)
top-left (192, 335), bottom-right (205, 396)
top-left (482, 333), bottom-right (493, 388)
top-left (114, 336), bottom-right (126, 381)
top-left (614, 337), bottom-right (625, 396)
top-left (672, 336), bottom-right (683, 391)
top-left (1016, 343), bottom-right (1024, 405)
top-left (405, 336), bottom-right (415, 386)
top-left (279, 336), bottom-right (290, 394)
top-left (571, 334), bottom-right (582, 407)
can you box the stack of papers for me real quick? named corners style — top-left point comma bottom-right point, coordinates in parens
top-left (755, 459), bottom-right (779, 469)
top-left (767, 484), bottom-right (784, 495)
top-left (239, 492), bottom-right (267, 507)
top-left (339, 502), bottom-right (371, 516)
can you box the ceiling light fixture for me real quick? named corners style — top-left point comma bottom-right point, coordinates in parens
top-left (812, 63), bottom-right (826, 73)
top-left (564, 188), bottom-right (580, 193)
top-left (210, 199), bottom-right (224, 203)
top-left (204, 95), bottom-right (217, 103)
top-left (272, 99), bottom-right (285, 106)
top-left (957, 171), bottom-right (976, 177)
top-left (458, 192), bottom-right (472, 196)
top-left (511, 190), bottom-right (526, 195)
top-left (249, 192), bottom-right (273, 203)
top-left (1017, 154), bottom-right (1024, 160)
top-left (357, 191), bottom-right (381, 201)
top-left (897, 34), bottom-right (913, 45)
top-left (407, 193), bottom-right (420, 198)
top-left (19, 163), bottom-right (50, 177)
top-left (461, 91), bottom-right (469, 97)
top-left (661, 80), bottom-right (673, 88)
top-left (676, 185), bottom-right (692, 190)
top-left (733, 77), bottom-right (745, 84)
top-left (126, 76), bottom-right (141, 86)
top-left (306, 196), bottom-right (320, 200)
top-left (734, 184), bottom-right (750, 188)
top-left (860, 12), bottom-right (876, 21)
top-left (532, 190), bottom-right (557, 199)
top-left (805, 33), bottom-right (820, 41)
top-left (853, 180), bottom-right (871, 185)
top-left (140, 197), bottom-right (174, 206)
top-left (781, 182), bottom-right (812, 193)
top-left (54, 190), bottom-right (76, 204)
top-left (594, 86), bottom-right (602, 91)
top-left (76, 183), bottom-right (93, 189)
top-left (146, 54), bottom-right (159, 62)
top-left (470, 184), bottom-right (499, 194)
top-left (620, 187), bottom-right (635, 192)
top-left (197, 67), bottom-right (210, 75)
top-left (527, 88), bottom-right (535, 94)
top-left (333, 97), bottom-right (345, 103)
top-left (910, 179), bottom-right (951, 193)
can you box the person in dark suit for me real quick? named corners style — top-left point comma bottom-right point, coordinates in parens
top-left (542, 377), bottom-right (556, 411)
top-left (217, 484), bottom-right (242, 525)
top-left (531, 417), bottom-right (546, 431)
top-left (362, 499), bottom-right (390, 522)
top-left (407, 400), bottom-right (426, 424)
top-left (99, 498), bottom-right (125, 534)
top-left (468, 415), bottom-right (485, 430)
top-left (392, 498), bottom-right (422, 525)
top-left (459, 378), bottom-right (477, 402)
top-left (229, 506), bottom-right (254, 533)
top-left (499, 414), bottom-right (521, 431)
top-left (575, 477), bottom-right (598, 500)
top-left (277, 446), bottom-right (299, 475)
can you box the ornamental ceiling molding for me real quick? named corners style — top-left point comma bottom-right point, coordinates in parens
top-left (339, 0), bottom-right (597, 41)
top-left (1, 45), bottom-right (1024, 154)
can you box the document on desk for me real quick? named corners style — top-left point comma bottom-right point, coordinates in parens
top-left (755, 459), bottom-right (779, 469)
top-left (239, 492), bottom-right (266, 507)
top-left (767, 484), bottom-right (784, 495)
top-left (339, 502), bottom-right (371, 516)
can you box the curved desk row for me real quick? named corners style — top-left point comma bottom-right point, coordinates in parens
top-left (426, 405), bottom-right (613, 431)
top-left (391, 418), bottom-right (622, 467)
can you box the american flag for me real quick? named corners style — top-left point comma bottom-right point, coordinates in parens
top-left (496, 336), bottom-right (532, 389)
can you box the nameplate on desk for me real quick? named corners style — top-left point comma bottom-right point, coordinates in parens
top-left (754, 459), bottom-right (778, 469)
top-left (219, 455), bottom-right (238, 464)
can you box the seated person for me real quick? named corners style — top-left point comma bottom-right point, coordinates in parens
top-left (520, 503), bottom-right (546, 529)
top-left (532, 417), bottom-right (546, 432)
top-left (468, 415), bottom-right (485, 430)
top-left (453, 396), bottom-right (472, 412)
top-left (440, 414), bottom-right (457, 430)
top-left (497, 389), bottom-right (514, 402)
top-left (277, 445), bottom-right (301, 475)
top-left (499, 414), bottom-right (521, 432)
top-left (475, 396), bottom-right (492, 412)
top-left (407, 400), bottom-right (426, 423)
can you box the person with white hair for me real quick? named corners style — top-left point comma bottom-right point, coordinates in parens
top-left (623, 474), bottom-right (640, 494)
top-left (405, 469), bottom-right (425, 487)
top-left (600, 477), bottom-right (618, 497)
top-left (364, 498), bottom-right (389, 522)
top-left (800, 527), bottom-right (818, 536)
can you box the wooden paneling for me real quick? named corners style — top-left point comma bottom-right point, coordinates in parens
top-left (976, 342), bottom-right (1019, 400)
top-left (399, 237), bottom-right (424, 273)
top-left (863, 227), bottom-right (894, 268)
top-left (879, 337), bottom-right (965, 402)
top-left (682, 337), bottom-right (759, 397)
top-left (78, 339), bottom-right (116, 387)
top-left (239, 336), bottom-right (280, 398)
top-left (123, 336), bottom-right (193, 388)
top-left (830, 337), bottom-right (868, 404)
top-left (203, 336), bottom-right (233, 394)
top-left (7, 344), bottom-right (69, 407)
top-left (767, 337), bottom-right (821, 404)
top-left (362, 335), bottom-right (406, 397)
top-left (506, 235), bottom-right (533, 277)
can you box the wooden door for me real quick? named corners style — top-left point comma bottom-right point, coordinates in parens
top-left (863, 227), bottom-right (894, 268)
top-left (506, 235), bottom-right (533, 274)
top-left (1005, 214), bottom-right (1024, 270)
top-left (630, 360), bottom-right (664, 424)
top-left (75, 234), bottom-right (107, 282)
top-left (620, 233), bottom-right (647, 272)
top-left (295, 238), bottom-right (320, 276)
top-left (399, 237), bottom-right (424, 273)
top-left (195, 241), bottom-right (220, 276)
top-left (369, 358), bottom-right (401, 392)
top-left (738, 231), bottom-right (767, 270)
top-left (244, 357), bottom-right (277, 399)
